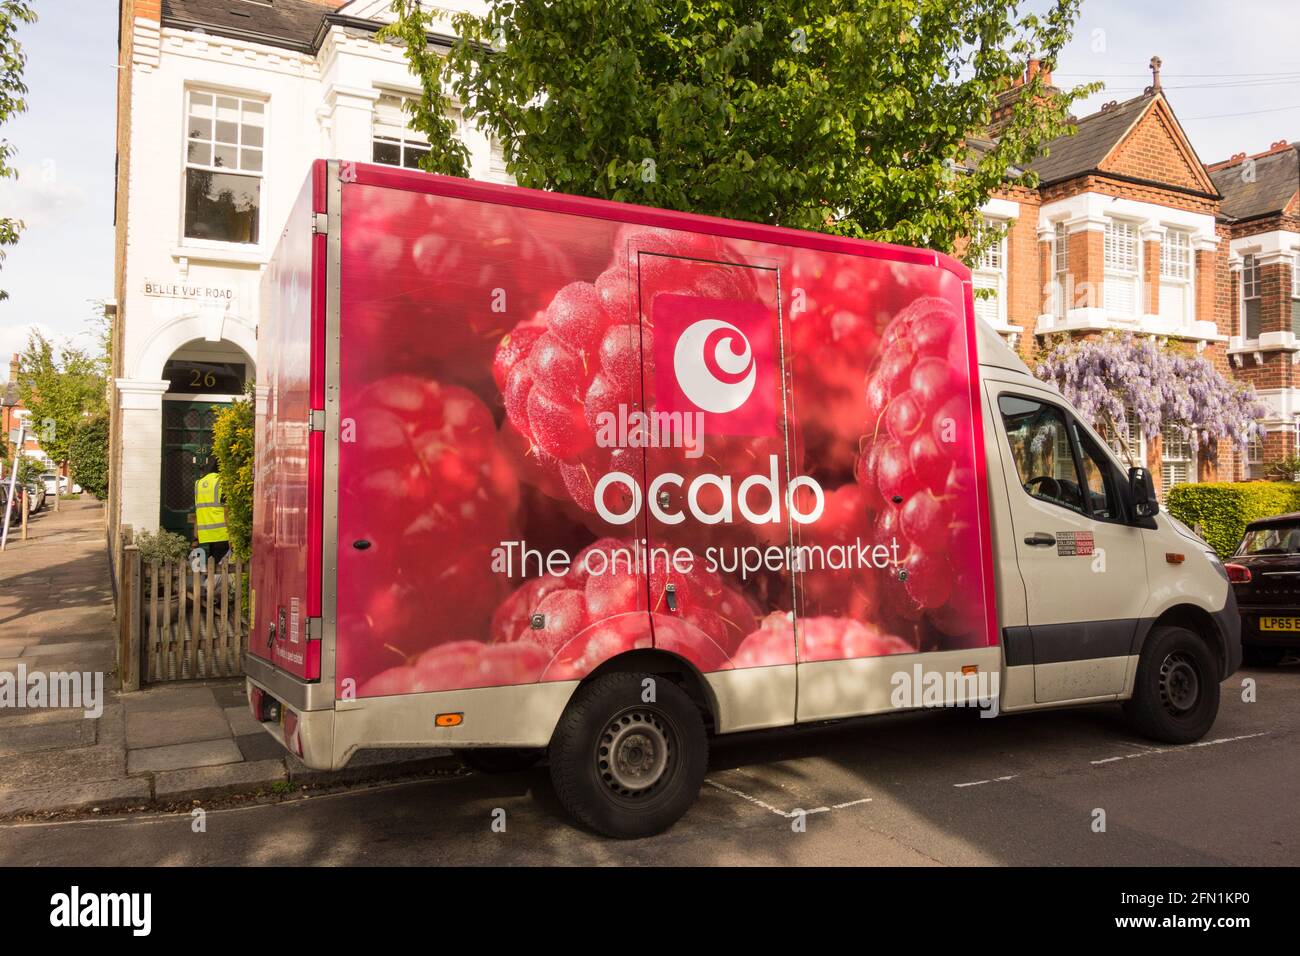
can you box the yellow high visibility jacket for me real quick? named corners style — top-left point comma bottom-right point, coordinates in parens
top-left (194, 472), bottom-right (228, 544)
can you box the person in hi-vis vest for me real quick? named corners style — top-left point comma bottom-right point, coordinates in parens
top-left (194, 456), bottom-right (230, 564)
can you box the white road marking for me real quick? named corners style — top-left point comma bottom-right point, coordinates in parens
top-left (1091, 732), bottom-right (1269, 766)
top-left (705, 778), bottom-right (871, 819)
top-left (953, 774), bottom-right (1019, 788)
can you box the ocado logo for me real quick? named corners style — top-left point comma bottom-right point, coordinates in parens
top-left (672, 319), bottom-right (756, 414)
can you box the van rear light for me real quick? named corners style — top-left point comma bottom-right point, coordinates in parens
top-left (1225, 563), bottom-right (1252, 584)
top-left (249, 687), bottom-right (266, 722)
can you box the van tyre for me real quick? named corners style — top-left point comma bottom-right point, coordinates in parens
top-left (549, 672), bottom-right (707, 839)
top-left (453, 748), bottom-right (543, 774)
top-left (1123, 625), bottom-right (1219, 744)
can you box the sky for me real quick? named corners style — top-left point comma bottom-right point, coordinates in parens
top-left (0, 0), bottom-right (1297, 382)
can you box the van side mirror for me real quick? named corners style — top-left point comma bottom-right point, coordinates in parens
top-left (1128, 467), bottom-right (1159, 518)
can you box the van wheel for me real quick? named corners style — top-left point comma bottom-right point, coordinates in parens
top-left (549, 672), bottom-right (707, 839)
top-left (1243, 644), bottom-right (1286, 667)
top-left (1123, 625), bottom-right (1219, 744)
top-left (453, 748), bottom-right (543, 774)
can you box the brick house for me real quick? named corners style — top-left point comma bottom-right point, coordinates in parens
top-left (1207, 142), bottom-right (1300, 477)
top-left (976, 59), bottom-right (1249, 493)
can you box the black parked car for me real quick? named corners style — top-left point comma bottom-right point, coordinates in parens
top-left (1226, 513), bottom-right (1300, 665)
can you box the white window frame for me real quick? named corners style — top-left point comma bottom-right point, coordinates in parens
top-left (180, 87), bottom-right (267, 249)
top-left (1105, 404), bottom-right (1145, 467)
top-left (372, 90), bottom-right (468, 171)
top-left (973, 218), bottom-right (1008, 327)
top-left (1161, 424), bottom-right (1197, 491)
top-left (1291, 252), bottom-right (1300, 336)
top-left (1052, 222), bottom-right (1069, 320)
top-left (1242, 252), bottom-right (1261, 340)
top-left (1247, 431), bottom-right (1265, 480)
top-left (1104, 218), bottom-right (1141, 316)
top-left (1158, 229), bottom-right (1194, 326)
top-left (373, 91), bottom-right (432, 169)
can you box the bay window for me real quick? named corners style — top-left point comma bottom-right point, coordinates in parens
top-left (183, 90), bottom-right (265, 244)
top-left (1104, 219), bottom-right (1140, 315)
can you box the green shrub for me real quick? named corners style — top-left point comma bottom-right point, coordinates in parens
top-left (69, 413), bottom-right (109, 499)
top-left (135, 528), bottom-right (191, 564)
top-left (1165, 482), bottom-right (1300, 557)
top-left (211, 388), bottom-right (254, 561)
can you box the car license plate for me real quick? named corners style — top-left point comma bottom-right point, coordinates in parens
top-left (1259, 616), bottom-right (1300, 632)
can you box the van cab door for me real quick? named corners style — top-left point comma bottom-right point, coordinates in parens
top-left (987, 383), bottom-right (1148, 702)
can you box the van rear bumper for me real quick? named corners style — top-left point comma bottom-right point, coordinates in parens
top-left (245, 674), bottom-right (338, 770)
top-left (244, 652), bottom-right (334, 712)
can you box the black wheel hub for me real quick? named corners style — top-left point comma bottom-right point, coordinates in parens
top-left (1158, 651), bottom-right (1201, 716)
top-left (597, 707), bottom-right (674, 799)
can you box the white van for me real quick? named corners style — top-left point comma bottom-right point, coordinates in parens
top-left (246, 162), bottom-right (1241, 838)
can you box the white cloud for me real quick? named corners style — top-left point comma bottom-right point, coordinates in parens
top-left (0, 160), bottom-right (88, 231)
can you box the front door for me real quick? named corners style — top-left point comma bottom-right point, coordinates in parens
top-left (637, 250), bottom-right (798, 715)
top-left (990, 384), bottom-right (1148, 702)
top-left (160, 399), bottom-right (226, 539)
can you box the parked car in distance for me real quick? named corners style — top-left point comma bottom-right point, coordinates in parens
top-left (25, 480), bottom-right (45, 514)
top-left (40, 473), bottom-right (81, 495)
top-left (2, 486), bottom-right (17, 525)
top-left (1226, 513), bottom-right (1300, 665)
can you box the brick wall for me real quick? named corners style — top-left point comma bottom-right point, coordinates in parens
top-left (1101, 104), bottom-right (1207, 193)
top-left (109, 0), bottom-right (163, 577)
top-left (1002, 185), bottom-right (1042, 356)
top-left (1142, 237), bottom-right (1160, 313)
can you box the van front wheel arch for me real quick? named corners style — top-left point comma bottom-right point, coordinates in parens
top-left (1123, 625), bottom-right (1220, 744)
top-left (549, 672), bottom-right (708, 839)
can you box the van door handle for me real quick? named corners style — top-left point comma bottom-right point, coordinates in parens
top-left (1024, 532), bottom-right (1056, 547)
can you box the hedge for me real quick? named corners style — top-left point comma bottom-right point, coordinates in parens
top-left (1165, 482), bottom-right (1300, 557)
top-left (69, 413), bottom-right (109, 499)
top-left (211, 391), bottom-right (255, 561)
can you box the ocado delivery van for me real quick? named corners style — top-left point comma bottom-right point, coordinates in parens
top-left (246, 161), bottom-right (1240, 838)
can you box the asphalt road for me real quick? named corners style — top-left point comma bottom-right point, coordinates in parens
top-left (3, 664), bottom-right (1297, 866)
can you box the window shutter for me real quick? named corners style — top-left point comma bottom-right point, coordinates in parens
top-left (973, 272), bottom-right (1000, 325)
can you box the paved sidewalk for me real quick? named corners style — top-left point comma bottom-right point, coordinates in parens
top-left (0, 499), bottom-right (455, 818)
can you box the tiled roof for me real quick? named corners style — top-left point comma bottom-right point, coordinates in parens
top-left (1209, 144), bottom-right (1300, 221)
top-left (161, 0), bottom-right (346, 51)
top-left (1026, 93), bottom-right (1153, 184)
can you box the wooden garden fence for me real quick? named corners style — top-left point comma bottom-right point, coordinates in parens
top-left (118, 545), bottom-right (252, 688)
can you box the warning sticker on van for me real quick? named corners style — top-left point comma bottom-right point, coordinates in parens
top-left (1056, 532), bottom-right (1095, 557)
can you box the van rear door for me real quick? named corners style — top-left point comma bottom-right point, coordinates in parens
top-left (988, 382), bottom-right (1147, 701)
top-left (249, 162), bottom-right (327, 682)
top-left (635, 246), bottom-right (798, 683)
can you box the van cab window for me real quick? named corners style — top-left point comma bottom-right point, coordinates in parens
top-left (998, 395), bottom-right (1086, 513)
top-left (1073, 425), bottom-right (1118, 520)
